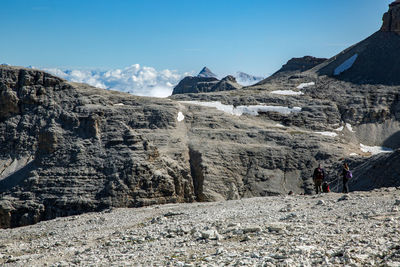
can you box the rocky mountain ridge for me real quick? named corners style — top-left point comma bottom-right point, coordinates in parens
top-left (172, 67), bottom-right (243, 95)
top-left (172, 67), bottom-right (263, 95)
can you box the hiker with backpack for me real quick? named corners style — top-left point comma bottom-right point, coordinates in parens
top-left (342, 163), bottom-right (352, 193)
top-left (313, 164), bottom-right (325, 194)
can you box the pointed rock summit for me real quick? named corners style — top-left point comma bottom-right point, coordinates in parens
top-left (197, 67), bottom-right (217, 78)
top-left (381, 0), bottom-right (400, 34)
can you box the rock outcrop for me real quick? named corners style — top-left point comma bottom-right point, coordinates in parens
top-left (171, 76), bottom-right (219, 95)
top-left (172, 73), bottom-right (242, 95)
top-left (212, 75), bottom-right (242, 91)
top-left (350, 149), bottom-right (400, 191)
top-left (381, 0), bottom-right (400, 34)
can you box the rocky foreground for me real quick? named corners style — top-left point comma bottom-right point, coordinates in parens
top-left (0, 188), bottom-right (399, 266)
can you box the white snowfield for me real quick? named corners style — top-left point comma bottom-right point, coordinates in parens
top-left (315, 131), bottom-right (338, 137)
top-left (345, 123), bottom-right (355, 133)
top-left (177, 112), bottom-right (185, 122)
top-left (271, 90), bottom-right (304, 96)
top-left (181, 101), bottom-right (302, 116)
top-left (334, 126), bottom-right (344, 131)
top-left (360, 144), bottom-right (393, 155)
top-left (296, 82), bottom-right (315, 89)
top-left (334, 54), bottom-right (358, 76)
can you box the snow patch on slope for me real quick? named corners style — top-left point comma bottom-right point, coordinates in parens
top-left (334, 54), bottom-right (358, 76)
top-left (271, 90), bottom-right (303, 96)
top-left (360, 144), bottom-right (393, 155)
top-left (315, 131), bottom-right (338, 137)
top-left (346, 123), bottom-right (355, 133)
top-left (177, 112), bottom-right (185, 122)
top-left (182, 101), bottom-right (301, 116)
top-left (297, 82), bottom-right (315, 89)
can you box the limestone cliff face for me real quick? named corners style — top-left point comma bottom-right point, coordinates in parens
top-left (0, 66), bottom-right (196, 228)
top-left (2, 59), bottom-right (400, 228)
top-left (381, 1), bottom-right (400, 34)
top-left (0, 66), bottom-right (353, 228)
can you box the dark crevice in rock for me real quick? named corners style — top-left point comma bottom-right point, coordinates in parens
top-left (188, 147), bottom-right (205, 202)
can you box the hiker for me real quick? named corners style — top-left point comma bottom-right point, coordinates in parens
top-left (313, 164), bottom-right (325, 194)
top-left (342, 163), bottom-right (352, 193)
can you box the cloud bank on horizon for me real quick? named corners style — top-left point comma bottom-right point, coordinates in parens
top-left (42, 64), bottom-right (190, 98)
top-left (41, 65), bottom-right (263, 98)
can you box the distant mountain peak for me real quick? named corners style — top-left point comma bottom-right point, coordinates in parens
top-left (234, 72), bottom-right (264, 86)
top-left (197, 67), bottom-right (217, 78)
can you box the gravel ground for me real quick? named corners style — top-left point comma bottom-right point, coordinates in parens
top-left (1, 188), bottom-right (400, 267)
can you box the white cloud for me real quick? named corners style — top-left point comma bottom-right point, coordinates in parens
top-left (41, 64), bottom-right (191, 98)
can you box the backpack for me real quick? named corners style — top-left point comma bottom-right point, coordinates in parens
top-left (322, 182), bottom-right (330, 193)
top-left (346, 170), bottom-right (353, 179)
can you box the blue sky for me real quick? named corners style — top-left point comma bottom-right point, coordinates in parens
top-left (0, 0), bottom-right (393, 76)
